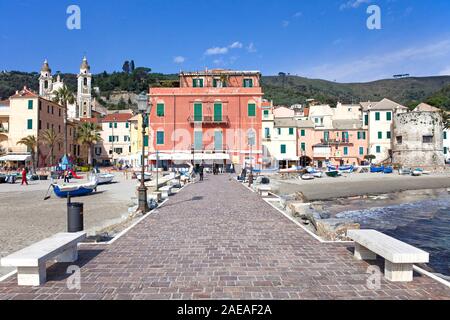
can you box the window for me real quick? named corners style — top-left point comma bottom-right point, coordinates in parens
top-left (264, 128), bottom-right (270, 139)
top-left (156, 103), bottom-right (165, 117)
top-left (387, 131), bottom-right (391, 139)
top-left (109, 122), bottom-right (113, 128)
top-left (396, 136), bottom-right (403, 145)
top-left (444, 131), bottom-right (447, 140)
top-left (359, 147), bottom-right (364, 155)
top-left (324, 131), bottom-right (330, 142)
top-left (59, 109), bottom-right (61, 117)
top-left (423, 135), bottom-right (433, 143)
top-left (263, 110), bottom-right (269, 118)
top-left (47, 105), bottom-right (50, 113)
top-left (114, 148), bottom-right (123, 155)
top-left (28, 100), bottom-right (33, 110)
top-left (342, 132), bottom-right (349, 142)
top-left (248, 103), bottom-right (256, 117)
top-left (378, 131), bottom-right (383, 139)
top-left (375, 112), bottom-right (380, 121)
top-left (364, 114), bottom-right (369, 126)
top-left (38, 120), bottom-right (42, 130)
top-left (39, 101), bottom-right (42, 111)
top-left (386, 112), bottom-right (392, 121)
top-left (376, 146), bottom-right (381, 153)
top-left (157, 131), bottom-right (165, 145)
top-left (27, 119), bottom-right (32, 130)
top-left (126, 122), bottom-right (129, 129)
top-left (124, 136), bottom-right (130, 142)
top-left (445, 147), bottom-right (448, 155)
top-left (194, 103), bottom-right (203, 122)
top-left (299, 129), bottom-right (304, 137)
top-left (114, 123), bottom-right (118, 129)
top-left (143, 136), bottom-right (149, 147)
top-left (344, 147), bottom-right (348, 155)
top-left (193, 78), bottom-right (203, 88)
top-left (314, 118), bottom-right (319, 124)
top-left (357, 132), bottom-right (361, 140)
top-left (363, 132), bottom-right (367, 139)
top-left (108, 136), bottom-right (113, 142)
top-left (243, 78), bottom-right (253, 88)
top-left (51, 106), bottom-right (54, 114)
top-left (289, 128), bottom-right (294, 135)
top-left (301, 143), bottom-right (306, 152)
top-left (214, 130), bottom-right (223, 151)
top-left (194, 131), bottom-right (202, 150)
top-left (213, 78), bottom-right (225, 88)
top-left (281, 144), bottom-right (286, 154)
top-left (277, 128), bottom-right (282, 135)
top-left (95, 147), bottom-right (102, 156)
top-left (214, 103), bottom-right (222, 122)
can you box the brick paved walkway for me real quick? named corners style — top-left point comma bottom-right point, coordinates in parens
top-left (1, 175), bottom-right (449, 300)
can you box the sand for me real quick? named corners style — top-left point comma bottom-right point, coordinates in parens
top-left (271, 172), bottom-right (450, 201)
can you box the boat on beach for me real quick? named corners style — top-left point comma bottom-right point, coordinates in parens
top-left (95, 173), bottom-right (115, 185)
top-left (412, 169), bottom-right (424, 176)
top-left (136, 172), bottom-right (153, 182)
top-left (326, 170), bottom-right (340, 178)
top-left (370, 166), bottom-right (384, 173)
top-left (383, 166), bottom-right (393, 174)
top-left (301, 174), bottom-right (315, 181)
top-left (52, 179), bottom-right (98, 198)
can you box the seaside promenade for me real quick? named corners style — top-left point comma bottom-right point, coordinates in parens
top-left (0, 175), bottom-right (449, 300)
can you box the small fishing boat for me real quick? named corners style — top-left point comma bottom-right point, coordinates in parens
top-left (52, 179), bottom-right (98, 198)
top-left (326, 170), bottom-right (340, 178)
top-left (136, 172), bottom-right (152, 182)
top-left (399, 168), bottom-right (412, 175)
top-left (301, 174), bottom-right (315, 181)
top-left (383, 166), bottom-right (393, 174)
top-left (311, 171), bottom-right (324, 178)
top-left (412, 169), bottom-right (423, 176)
top-left (338, 165), bottom-right (354, 173)
top-left (95, 173), bottom-right (115, 185)
top-left (370, 166), bottom-right (384, 173)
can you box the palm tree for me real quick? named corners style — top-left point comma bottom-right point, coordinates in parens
top-left (41, 129), bottom-right (62, 166)
top-left (17, 135), bottom-right (37, 172)
top-left (53, 86), bottom-right (75, 158)
top-left (77, 122), bottom-right (102, 166)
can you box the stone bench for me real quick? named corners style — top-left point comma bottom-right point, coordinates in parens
top-left (257, 185), bottom-right (272, 197)
top-left (347, 230), bottom-right (429, 282)
top-left (159, 186), bottom-right (173, 199)
top-left (1, 232), bottom-right (86, 286)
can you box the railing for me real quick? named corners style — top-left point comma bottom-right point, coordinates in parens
top-left (320, 139), bottom-right (352, 145)
top-left (190, 144), bottom-right (230, 153)
top-left (188, 115), bottom-right (230, 125)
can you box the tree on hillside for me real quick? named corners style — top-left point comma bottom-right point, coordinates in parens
top-left (130, 60), bottom-right (135, 72)
top-left (53, 86), bottom-right (75, 159)
top-left (17, 135), bottom-right (37, 171)
top-left (41, 128), bottom-right (62, 166)
top-left (122, 61), bottom-right (130, 74)
top-left (76, 122), bottom-right (102, 166)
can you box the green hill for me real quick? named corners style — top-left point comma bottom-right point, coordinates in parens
top-left (1, 70), bottom-right (450, 111)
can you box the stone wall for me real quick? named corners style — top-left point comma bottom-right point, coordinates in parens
top-left (392, 111), bottom-right (445, 169)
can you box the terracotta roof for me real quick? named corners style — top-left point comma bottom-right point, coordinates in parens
top-left (80, 117), bottom-right (99, 124)
top-left (414, 103), bottom-right (441, 112)
top-left (0, 99), bottom-right (10, 106)
top-left (102, 113), bottom-right (133, 123)
top-left (10, 87), bottom-right (38, 99)
top-left (372, 98), bottom-right (407, 110)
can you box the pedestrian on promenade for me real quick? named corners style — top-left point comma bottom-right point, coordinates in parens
top-left (63, 169), bottom-right (70, 183)
top-left (199, 163), bottom-right (204, 181)
top-left (21, 167), bottom-right (28, 185)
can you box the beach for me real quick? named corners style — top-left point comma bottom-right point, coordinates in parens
top-left (0, 173), bottom-right (138, 277)
top-left (271, 172), bottom-right (450, 200)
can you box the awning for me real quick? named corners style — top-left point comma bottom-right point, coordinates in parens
top-left (149, 153), bottom-right (230, 161)
top-left (0, 154), bottom-right (32, 162)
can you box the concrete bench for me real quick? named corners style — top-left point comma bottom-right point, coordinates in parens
top-left (159, 186), bottom-right (173, 199)
top-left (257, 185), bottom-right (272, 197)
top-left (347, 230), bottom-right (429, 282)
top-left (1, 232), bottom-right (86, 286)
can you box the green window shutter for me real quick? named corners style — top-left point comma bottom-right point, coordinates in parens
top-left (27, 119), bottom-right (33, 130)
top-left (376, 146), bottom-right (381, 153)
top-left (126, 122), bottom-right (129, 129)
top-left (344, 147), bottom-right (348, 155)
top-left (157, 103), bottom-right (165, 117)
top-left (444, 132), bottom-right (447, 139)
top-left (378, 132), bottom-right (382, 139)
top-left (281, 144), bottom-right (286, 154)
top-left (301, 143), bottom-right (306, 151)
top-left (301, 129), bottom-right (305, 137)
top-left (109, 122), bottom-right (113, 128)
top-left (143, 136), bottom-right (149, 147)
top-left (387, 112), bottom-right (392, 121)
top-left (194, 103), bottom-right (203, 121)
top-left (248, 103), bottom-right (256, 117)
top-left (156, 131), bottom-right (164, 145)
top-left (363, 132), bottom-right (367, 139)
top-left (109, 136), bottom-right (112, 142)
top-left (387, 131), bottom-right (391, 139)
top-left (375, 112), bottom-right (380, 121)
top-left (359, 147), bottom-right (364, 155)
top-left (28, 100), bottom-right (33, 109)
top-left (289, 128), bottom-right (294, 135)
top-left (193, 79), bottom-right (198, 88)
top-left (194, 131), bottom-right (203, 150)
top-left (214, 103), bottom-right (222, 122)
top-left (263, 110), bottom-right (269, 117)
top-left (357, 132), bottom-right (361, 140)
top-left (444, 147), bottom-right (448, 155)
top-left (324, 131), bottom-right (329, 142)
top-left (114, 123), bottom-right (118, 129)
top-left (265, 128), bottom-right (270, 138)
top-left (364, 114), bottom-right (369, 126)
top-left (214, 131), bottom-right (223, 150)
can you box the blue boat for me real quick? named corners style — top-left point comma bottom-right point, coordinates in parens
top-left (52, 180), bottom-right (98, 198)
top-left (370, 166), bottom-right (384, 173)
top-left (339, 165), bottom-right (354, 173)
top-left (383, 166), bottom-right (393, 174)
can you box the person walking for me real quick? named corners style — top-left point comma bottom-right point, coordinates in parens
top-left (21, 167), bottom-right (28, 186)
top-left (63, 169), bottom-right (70, 183)
top-left (199, 163), bottom-right (204, 182)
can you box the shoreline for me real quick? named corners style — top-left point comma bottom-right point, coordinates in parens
top-left (271, 172), bottom-right (450, 201)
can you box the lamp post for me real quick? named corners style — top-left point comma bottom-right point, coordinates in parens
top-left (137, 92), bottom-right (151, 213)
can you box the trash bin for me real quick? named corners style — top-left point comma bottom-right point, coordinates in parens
top-left (67, 202), bottom-right (84, 232)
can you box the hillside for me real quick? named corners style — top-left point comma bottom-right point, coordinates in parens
top-left (1, 70), bottom-right (450, 110)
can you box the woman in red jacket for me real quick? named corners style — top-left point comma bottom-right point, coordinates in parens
top-left (21, 167), bottom-right (28, 186)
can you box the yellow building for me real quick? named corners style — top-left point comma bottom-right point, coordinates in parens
top-left (129, 114), bottom-right (150, 168)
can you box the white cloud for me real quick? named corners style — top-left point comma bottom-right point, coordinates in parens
top-left (293, 12), bottom-right (303, 18)
top-left (173, 56), bottom-right (185, 64)
top-left (247, 42), bottom-right (257, 53)
top-left (205, 47), bottom-right (229, 56)
top-left (304, 39), bottom-right (450, 82)
top-left (339, 0), bottom-right (372, 10)
top-left (229, 42), bottom-right (243, 49)
top-left (282, 20), bottom-right (290, 28)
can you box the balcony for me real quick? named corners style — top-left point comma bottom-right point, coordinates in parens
top-left (320, 139), bottom-right (353, 146)
top-left (262, 136), bottom-right (272, 142)
top-left (190, 144), bottom-right (230, 153)
top-left (188, 115), bottom-right (230, 126)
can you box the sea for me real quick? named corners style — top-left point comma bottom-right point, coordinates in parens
top-left (320, 189), bottom-right (450, 278)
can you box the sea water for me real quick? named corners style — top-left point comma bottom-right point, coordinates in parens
top-left (322, 189), bottom-right (450, 277)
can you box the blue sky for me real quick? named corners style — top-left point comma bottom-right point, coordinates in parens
top-left (1, 0), bottom-right (450, 82)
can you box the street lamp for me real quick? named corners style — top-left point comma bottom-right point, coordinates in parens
top-left (248, 130), bottom-right (256, 187)
top-left (137, 92), bottom-right (151, 213)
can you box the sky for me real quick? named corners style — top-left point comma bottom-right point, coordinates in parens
top-left (1, 0), bottom-right (450, 83)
